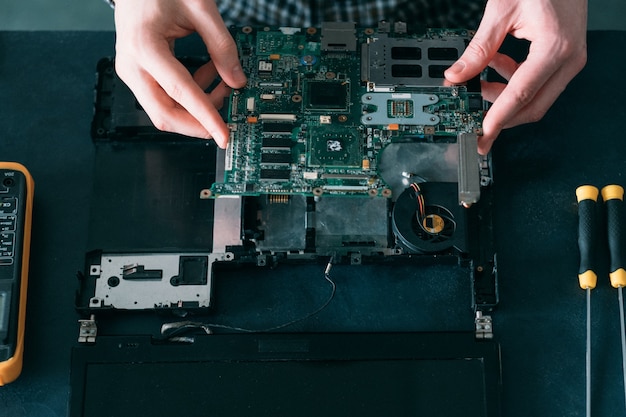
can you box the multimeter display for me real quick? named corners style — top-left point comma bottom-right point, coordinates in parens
top-left (0, 292), bottom-right (8, 333)
top-left (0, 163), bottom-right (33, 385)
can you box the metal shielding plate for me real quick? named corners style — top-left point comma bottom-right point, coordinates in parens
top-left (257, 195), bottom-right (308, 251)
top-left (90, 253), bottom-right (229, 309)
top-left (361, 93), bottom-right (440, 125)
top-left (314, 197), bottom-right (389, 252)
top-left (365, 34), bottom-right (467, 88)
top-left (457, 132), bottom-right (481, 205)
top-left (378, 142), bottom-right (459, 199)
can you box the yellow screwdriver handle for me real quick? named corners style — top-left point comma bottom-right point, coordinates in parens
top-left (602, 185), bottom-right (626, 288)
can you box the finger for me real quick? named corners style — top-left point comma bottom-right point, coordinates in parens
top-left (141, 41), bottom-right (231, 146)
top-left (479, 44), bottom-right (563, 137)
top-left (187, 2), bottom-right (247, 89)
top-left (503, 43), bottom-right (586, 129)
top-left (476, 131), bottom-right (497, 156)
top-left (444, 8), bottom-right (508, 84)
top-left (207, 82), bottom-right (232, 110)
top-left (120, 65), bottom-right (218, 141)
top-left (497, 58), bottom-right (582, 129)
top-left (478, 61), bottom-right (560, 154)
top-left (193, 60), bottom-right (219, 90)
top-left (488, 52), bottom-right (520, 82)
top-left (192, 61), bottom-right (233, 113)
top-left (479, 80), bottom-right (507, 105)
top-left (476, 55), bottom-right (581, 156)
top-left (194, 62), bottom-right (233, 110)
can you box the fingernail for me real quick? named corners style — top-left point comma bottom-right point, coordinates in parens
top-left (446, 61), bottom-right (465, 76)
top-left (232, 65), bottom-right (247, 85)
top-left (477, 138), bottom-right (493, 156)
top-left (214, 133), bottom-right (227, 149)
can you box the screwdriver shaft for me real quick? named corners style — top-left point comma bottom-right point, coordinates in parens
top-left (617, 286), bottom-right (626, 403)
top-left (602, 184), bottom-right (626, 412)
top-left (586, 287), bottom-right (591, 417)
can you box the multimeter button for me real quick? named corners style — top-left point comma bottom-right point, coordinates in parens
top-left (0, 232), bottom-right (14, 256)
top-left (0, 217), bottom-right (15, 232)
top-left (0, 197), bottom-right (17, 214)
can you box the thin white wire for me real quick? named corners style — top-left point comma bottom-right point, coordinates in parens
top-left (160, 260), bottom-right (337, 337)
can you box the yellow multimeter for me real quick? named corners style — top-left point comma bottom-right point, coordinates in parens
top-left (0, 162), bottom-right (34, 385)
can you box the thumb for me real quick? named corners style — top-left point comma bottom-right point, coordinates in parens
top-left (444, 18), bottom-right (507, 84)
top-left (209, 34), bottom-right (248, 88)
top-left (191, 3), bottom-right (247, 88)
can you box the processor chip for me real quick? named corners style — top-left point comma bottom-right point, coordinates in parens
top-left (309, 132), bottom-right (360, 167)
top-left (306, 81), bottom-right (348, 110)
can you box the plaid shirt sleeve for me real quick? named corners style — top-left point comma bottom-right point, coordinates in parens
top-left (218, 0), bottom-right (486, 29)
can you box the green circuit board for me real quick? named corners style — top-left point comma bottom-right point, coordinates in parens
top-left (210, 23), bottom-right (484, 198)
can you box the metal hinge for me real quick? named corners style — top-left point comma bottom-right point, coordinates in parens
top-left (475, 311), bottom-right (493, 340)
top-left (78, 314), bottom-right (98, 343)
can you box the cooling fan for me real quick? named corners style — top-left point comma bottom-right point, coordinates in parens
top-left (392, 182), bottom-right (468, 254)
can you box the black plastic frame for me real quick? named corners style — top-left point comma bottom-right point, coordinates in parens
top-left (70, 332), bottom-right (501, 417)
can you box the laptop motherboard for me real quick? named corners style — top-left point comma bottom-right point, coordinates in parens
top-left (210, 22), bottom-right (488, 205)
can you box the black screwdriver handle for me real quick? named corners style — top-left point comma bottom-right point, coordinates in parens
top-left (577, 185), bottom-right (599, 290)
top-left (602, 185), bottom-right (626, 288)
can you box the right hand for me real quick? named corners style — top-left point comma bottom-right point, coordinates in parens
top-left (113, 0), bottom-right (247, 148)
top-left (444, 0), bottom-right (587, 155)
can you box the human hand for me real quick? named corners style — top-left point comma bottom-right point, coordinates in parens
top-left (445, 0), bottom-right (587, 154)
top-left (113, 0), bottom-right (247, 148)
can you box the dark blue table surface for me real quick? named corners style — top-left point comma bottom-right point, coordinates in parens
top-left (1, 30), bottom-right (626, 417)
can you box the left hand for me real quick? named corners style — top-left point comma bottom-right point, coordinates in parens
top-left (113, 0), bottom-right (247, 148)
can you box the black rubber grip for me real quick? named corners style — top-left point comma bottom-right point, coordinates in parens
top-left (606, 197), bottom-right (626, 275)
top-left (578, 198), bottom-right (598, 277)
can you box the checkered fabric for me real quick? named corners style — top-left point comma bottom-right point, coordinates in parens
top-left (218, 0), bottom-right (486, 29)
